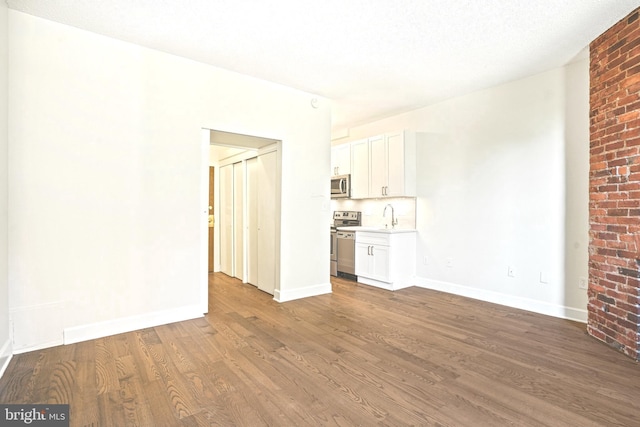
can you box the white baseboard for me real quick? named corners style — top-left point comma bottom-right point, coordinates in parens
top-left (414, 277), bottom-right (588, 323)
top-left (0, 338), bottom-right (13, 380)
top-left (10, 302), bottom-right (65, 353)
top-left (64, 304), bottom-right (205, 345)
top-left (357, 276), bottom-right (414, 291)
top-left (274, 282), bottom-right (332, 303)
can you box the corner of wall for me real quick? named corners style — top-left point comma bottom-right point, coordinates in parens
top-left (0, 338), bottom-right (13, 379)
top-left (0, 0), bottom-right (11, 376)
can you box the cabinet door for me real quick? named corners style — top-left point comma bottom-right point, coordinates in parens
top-left (385, 132), bottom-right (405, 197)
top-left (331, 144), bottom-right (351, 176)
top-left (350, 139), bottom-right (369, 198)
top-left (369, 135), bottom-right (387, 197)
top-left (355, 242), bottom-right (372, 276)
top-left (369, 244), bottom-right (390, 282)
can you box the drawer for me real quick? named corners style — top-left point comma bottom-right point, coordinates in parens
top-left (356, 232), bottom-right (391, 246)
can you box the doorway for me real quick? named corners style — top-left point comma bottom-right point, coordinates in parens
top-left (205, 129), bottom-right (281, 297)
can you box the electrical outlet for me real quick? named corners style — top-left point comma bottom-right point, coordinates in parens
top-left (540, 271), bottom-right (548, 284)
top-left (508, 266), bottom-right (516, 277)
top-left (446, 258), bottom-right (453, 268)
top-left (578, 277), bottom-right (588, 289)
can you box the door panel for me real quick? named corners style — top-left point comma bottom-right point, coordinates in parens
top-left (233, 162), bottom-right (244, 281)
top-left (220, 164), bottom-right (233, 276)
top-left (257, 151), bottom-right (276, 295)
top-left (369, 135), bottom-right (386, 198)
top-left (208, 167), bottom-right (214, 273)
top-left (246, 158), bottom-right (258, 286)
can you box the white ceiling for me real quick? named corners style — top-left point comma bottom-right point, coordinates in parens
top-left (7, 1), bottom-right (640, 131)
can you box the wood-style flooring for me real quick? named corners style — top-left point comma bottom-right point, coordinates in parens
top-left (1, 274), bottom-right (639, 426)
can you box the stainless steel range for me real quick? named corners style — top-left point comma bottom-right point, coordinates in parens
top-left (330, 211), bottom-right (361, 278)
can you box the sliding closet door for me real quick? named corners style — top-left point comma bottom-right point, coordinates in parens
top-left (233, 162), bottom-right (244, 281)
top-left (257, 151), bottom-right (276, 295)
top-left (219, 164), bottom-right (233, 276)
top-left (246, 157), bottom-right (258, 286)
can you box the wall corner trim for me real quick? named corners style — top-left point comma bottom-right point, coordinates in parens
top-left (274, 282), bottom-right (332, 303)
top-left (63, 305), bottom-right (205, 346)
top-left (0, 338), bottom-right (13, 380)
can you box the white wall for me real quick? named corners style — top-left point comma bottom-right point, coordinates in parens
top-left (334, 62), bottom-right (589, 322)
top-left (8, 11), bottom-right (331, 351)
top-left (563, 54), bottom-right (590, 315)
top-left (0, 1), bottom-right (11, 373)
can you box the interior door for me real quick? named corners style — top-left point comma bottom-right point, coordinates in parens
top-left (220, 164), bottom-right (233, 276)
top-left (233, 162), bottom-right (244, 281)
top-left (208, 166), bottom-right (215, 272)
top-left (246, 157), bottom-right (258, 286)
top-left (257, 151), bottom-right (276, 295)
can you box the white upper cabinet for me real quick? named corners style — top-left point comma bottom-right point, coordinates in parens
top-left (385, 130), bottom-right (416, 197)
top-left (368, 135), bottom-right (387, 198)
top-left (341, 130), bottom-right (416, 199)
top-left (331, 143), bottom-right (351, 176)
top-left (350, 138), bottom-right (370, 199)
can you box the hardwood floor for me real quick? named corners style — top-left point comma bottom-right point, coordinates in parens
top-left (1, 274), bottom-right (639, 426)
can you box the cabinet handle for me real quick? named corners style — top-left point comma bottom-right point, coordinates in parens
top-left (370, 245), bottom-right (374, 256)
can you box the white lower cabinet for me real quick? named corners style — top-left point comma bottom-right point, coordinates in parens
top-left (355, 231), bottom-right (416, 291)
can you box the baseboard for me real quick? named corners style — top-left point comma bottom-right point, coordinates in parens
top-left (414, 277), bottom-right (588, 323)
top-left (10, 302), bottom-right (65, 353)
top-left (0, 338), bottom-right (13, 380)
top-left (64, 304), bottom-right (205, 345)
top-left (274, 282), bottom-right (332, 303)
top-left (357, 276), bottom-right (414, 291)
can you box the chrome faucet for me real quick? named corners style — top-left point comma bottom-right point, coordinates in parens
top-left (383, 204), bottom-right (398, 229)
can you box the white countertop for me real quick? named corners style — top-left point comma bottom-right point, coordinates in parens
top-left (336, 226), bottom-right (417, 234)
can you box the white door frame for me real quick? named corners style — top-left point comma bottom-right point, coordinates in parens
top-left (200, 128), bottom-right (282, 307)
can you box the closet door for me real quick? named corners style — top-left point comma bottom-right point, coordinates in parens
top-left (246, 158), bottom-right (258, 286)
top-left (233, 162), bottom-right (244, 281)
top-left (219, 164), bottom-right (233, 276)
top-left (257, 151), bottom-right (276, 295)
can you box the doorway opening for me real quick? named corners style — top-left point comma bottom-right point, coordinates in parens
top-left (203, 128), bottom-right (282, 306)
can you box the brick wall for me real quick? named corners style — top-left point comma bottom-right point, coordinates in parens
top-left (589, 7), bottom-right (640, 360)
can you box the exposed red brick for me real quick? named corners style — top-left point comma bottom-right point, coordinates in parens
top-left (590, 6), bottom-right (640, 360)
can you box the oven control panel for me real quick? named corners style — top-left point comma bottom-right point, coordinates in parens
top-left (333, 211), bottom-right (361, 221)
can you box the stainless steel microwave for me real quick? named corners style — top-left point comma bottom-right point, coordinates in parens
top-left (331, 174), bottom-right (350, 199)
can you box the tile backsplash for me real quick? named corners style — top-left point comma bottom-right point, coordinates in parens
top-left (331, 197), bottom-right (416, 229)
